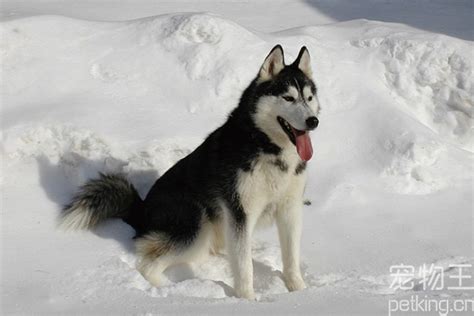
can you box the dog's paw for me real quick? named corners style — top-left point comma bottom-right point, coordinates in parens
top-left (283, 274), bottom-right (306, 292)
top-left (234, 285), bottom-right (256, 300)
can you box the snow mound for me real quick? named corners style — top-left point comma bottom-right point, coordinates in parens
top-left (382, 134), bottom-right (446, 194)
top-left (353, 34), bottom-right (473, 150)
top-left (5, 125), bottom-right (195, 196)
top-left (137, 13), bottom-right (260, 83)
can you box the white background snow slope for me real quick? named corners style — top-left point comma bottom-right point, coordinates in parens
top-left (1, 1), bottom-right (473, 315)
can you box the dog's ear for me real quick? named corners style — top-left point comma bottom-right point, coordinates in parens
top-left (293, 46), bottom-right (312, 78)
top-left (258, 45), bottom-right (285, 82)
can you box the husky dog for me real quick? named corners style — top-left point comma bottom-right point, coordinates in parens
top-left (60, 45), bottom-right (320, 299)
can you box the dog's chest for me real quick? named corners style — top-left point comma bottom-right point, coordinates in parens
top-left (236, 151), bottom-right (305, 209)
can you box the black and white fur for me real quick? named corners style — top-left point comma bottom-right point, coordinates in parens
top-left (60, 45), bottom-right (321, 299)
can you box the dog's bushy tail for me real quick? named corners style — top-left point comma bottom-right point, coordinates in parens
top-left (59, 173), bottom-right (142, 231)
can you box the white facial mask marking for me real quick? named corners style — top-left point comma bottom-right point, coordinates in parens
top-left (254, 94), bottom-right (314, 135)
top-left (279, 102), bottom-right (315, 131)
top-left (302, 86), bottom-right (320, 115)
top-left (253, 82), bottom-right (320, 147)
top-left (287, 86), bottom-right (299, 99)
top-left (279, 85), bottom-right (316, 130)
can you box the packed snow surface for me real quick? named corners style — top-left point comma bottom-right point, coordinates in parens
top-left (1, 1), bottom-right (473, 315)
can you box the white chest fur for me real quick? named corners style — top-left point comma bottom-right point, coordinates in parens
top-left (235, 149), bottom-right (306, 219)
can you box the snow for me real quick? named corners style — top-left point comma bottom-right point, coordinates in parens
top-left (1, 1), bottom-right (473, 315)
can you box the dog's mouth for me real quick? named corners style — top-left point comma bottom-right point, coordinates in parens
top-left (277, 116), bottom-right (313, 161)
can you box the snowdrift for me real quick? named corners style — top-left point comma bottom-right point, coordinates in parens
top-left (1, 12), bottom-right (473, 314)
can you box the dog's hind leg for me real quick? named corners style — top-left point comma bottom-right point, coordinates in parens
top-left (135, 221), bottom-right (214, 287)
top-left (135, 232), bottom-right (175, 287)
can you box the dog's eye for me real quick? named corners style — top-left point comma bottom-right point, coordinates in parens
top-left (308, 96), bottom-right (313, 101)
top-left (283, 96), bottom-right (295, 102)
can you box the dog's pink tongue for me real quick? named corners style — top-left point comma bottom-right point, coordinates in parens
top-left (295, 131), bottom-right (313, 161)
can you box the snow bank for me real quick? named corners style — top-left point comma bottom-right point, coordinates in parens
top-left (353, 33), bottom-right (473, 150)
top-left (2, 11), bottom-right (473, 315)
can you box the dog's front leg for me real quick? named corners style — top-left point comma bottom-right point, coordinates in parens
top-left (276, 202), bottom-right (306, 292)
top-left (225, 209), bottom-right (256, 300)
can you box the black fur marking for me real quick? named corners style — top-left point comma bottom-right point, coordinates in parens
top-left (256, 63), bottom-right (316, 99)
top-left (295, 161), bottom-right (307, 175)
top-left (271, 158), bottom-right (289, 172)
top-left (226, 197), bottom-right (247, 233)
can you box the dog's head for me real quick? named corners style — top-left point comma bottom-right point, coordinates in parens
top-left (252, 45), bottom-right (320, 161)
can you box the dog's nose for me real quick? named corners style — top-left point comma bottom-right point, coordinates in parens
top-left (306, 116), bottom-right (319, 130)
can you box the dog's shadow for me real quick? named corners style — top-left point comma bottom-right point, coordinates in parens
top-left (36, 153), bottom-right (159, 252)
